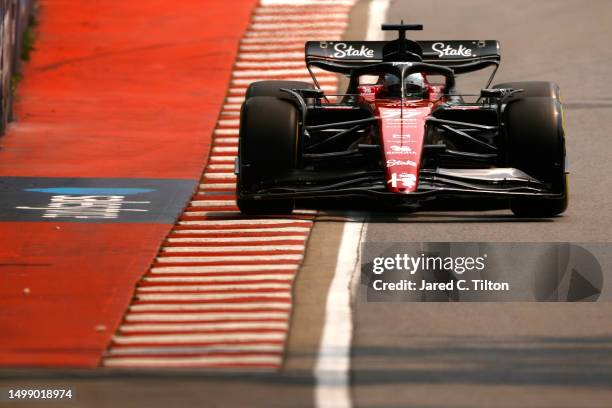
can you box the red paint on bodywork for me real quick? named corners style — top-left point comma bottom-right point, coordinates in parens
top-left (376, 99), bottom-right (434, 193)
top-left (359, 82), bottom-right (445, 193)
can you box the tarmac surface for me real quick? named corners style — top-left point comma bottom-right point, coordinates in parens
top-left (343, 1), bottom-right (612, 407)
top-left (2, 1), bottom-right (611, 407)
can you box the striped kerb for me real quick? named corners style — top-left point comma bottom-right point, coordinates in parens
top-left (103, 0), bottom-right (355, 369)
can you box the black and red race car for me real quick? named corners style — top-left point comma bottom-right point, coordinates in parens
top-left (235, 23), bottom-right (568, 217)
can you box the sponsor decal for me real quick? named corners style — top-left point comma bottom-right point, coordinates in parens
top-left (16, 193), bottom-right (151, 220)
top-left (0, 177), bottom-right (196, 223)
top-left (431, 42), bottom-right (473, 58)
top-left (333, 42), bottom-right (374, 58)
top-left (379, 110), bottom-right (422, 119)
top-left (388, 172), bottom-right (417, 189)
top-left (387, 159), bottom-right (417, 168)
top-left (392, 133), bottom-right (412, 140)
top-left (388, 145), bottom-right (416, 155)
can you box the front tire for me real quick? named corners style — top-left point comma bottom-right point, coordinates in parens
top-left (499, 84), bottom-right (568, 217)
top-left (237, 96), bottom-right (299, 215)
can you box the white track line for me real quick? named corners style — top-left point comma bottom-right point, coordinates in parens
top-left (189, 200), bottom-right (236, 207)
top-left (112, 332), bottom-right (286, 344)
top-left (207, 156), bottom-right (237, 162)
top-left (236, 60), bottom-right (307, 68)
top-left (161, 245), bottom-right (304, 253)
top-left (150, 264), bottom-right (297, 274)
top-left (125, 312), bottom-right (288, 322)
top-left (119, 321), bottom-right (289, 332)
top-left (136, 283), bottom-right (292, 292)
top-left (244, 30), bottom-right (344, 38)
top-left (260, 0), bottom-right (355, 6)
top-left (207, 163), bottom-right (235, 170)
top-left (175, 219), bottom-right (311, 226)
top-left (143, 275), bottom-right (294, 283)
top-left (129, 303), bottom-right (291, 312)
top-left (250, 22), bottom-right (347, 30)
top-left (233, 68), bottom-right (312, 77)
top-left (314, 218), bottom-right (365, 408)
top-left (232, 78), bottom-right (336, 85)
top-left (107, 344), bottom-right (284, 355)
top-left (155, 254), bottom-right (303, 263)
top-left (171, 227), bottom-right (311, 234)
top-left (104, 355), bottom-right (282, 368)
top-left (252, 14), bottom-right (348, 22)
top-left (166, 236), bottom-right (306, 243)
top-left (135, 293), bottom-right (291, 302)
top-left (238, 52), bottom-right (303, 59)
top-left (315, 0), bottom-right (387, 406)
top-left (218, 119), bottom-right (239, 126)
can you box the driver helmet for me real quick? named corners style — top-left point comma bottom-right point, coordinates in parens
top-left (404, 73), bottom-right (428, 98)
top-left (379, 73), bottom-right (428, 98)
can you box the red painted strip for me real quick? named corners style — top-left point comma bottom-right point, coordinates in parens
top-left (0, 223), bottom-right (174, 367)
top-left (139, 280), bottom-right (293, 287)
top-left (132, 298), bottom-right (293, 306)
top-left (178, 215), bottom-right (315, 222)
top-left (136, 287), bottom-right (291, 294)
top-left (158, 251), bottom-right (305, 257)
top-left (163, 241), bottom-right (306, 247)
top-left (119, 329), bottom-right (286, 338)
top-left (109, 351), bottom-right (283, 358)
top-left (0, 0), bottom-right (258, 368)
top-left (106, 351), bottom-right (283, 358)
top-left (109, 340), bottom-right (285, 347)
top-left (148, 271), bottom-right (296, 278)
top-left (126, 308), bottom-right (292, 315)
top-left (122, 319), bottom-right (289, 325)
top-left (253, 7), bottom-right (350, 13)
top-left (168, 232), bottom-right (309, 239)
top-left (180, 207), bottom-right (239, 214)
top-left (172, 222), bottom-right (312, 230)
top-left (191, 194), bottom-right (237, 200)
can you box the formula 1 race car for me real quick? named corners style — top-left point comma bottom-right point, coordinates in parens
top-left (235, 23), bottom-right (568, 217)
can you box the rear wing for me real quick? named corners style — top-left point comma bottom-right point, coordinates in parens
top-left (305, 40), bottom-right (501, 88)
top-left (305, 40), bottom-right (500, 89)
top-left (306, 40), bottom-right (499, 66)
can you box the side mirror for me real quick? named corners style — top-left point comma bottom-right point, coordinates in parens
top-left (480, 88), bottom-right (513, 98)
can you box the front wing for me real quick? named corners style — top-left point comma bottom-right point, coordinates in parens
top-left (237, 167), bottom-right (563, 204)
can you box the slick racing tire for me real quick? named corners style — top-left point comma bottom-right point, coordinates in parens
top-left (245, 80), bottom-right (314, 99)
top-left (237, 96), bottom-right (299, 215)
top-left (502, 87), bottom-right (568, 217)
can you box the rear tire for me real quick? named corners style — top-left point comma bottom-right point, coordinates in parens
top-left (237, 96), bottom-right (299, 215)
top-left (245, 80), bottom-right (314, 99)
top-left (500, 85), bottom-right (568, 217)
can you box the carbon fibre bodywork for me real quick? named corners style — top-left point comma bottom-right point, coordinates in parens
top-left (236, 24), bottom-right (567, 212)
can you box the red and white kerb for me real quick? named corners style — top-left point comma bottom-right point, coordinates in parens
top-left (103, 0), bottom-right (356, 369)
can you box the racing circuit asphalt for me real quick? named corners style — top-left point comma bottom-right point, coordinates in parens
top-left (2, 1), bottom-right (612, 407)
top-left (340, 1), bottom-right (612, 407)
